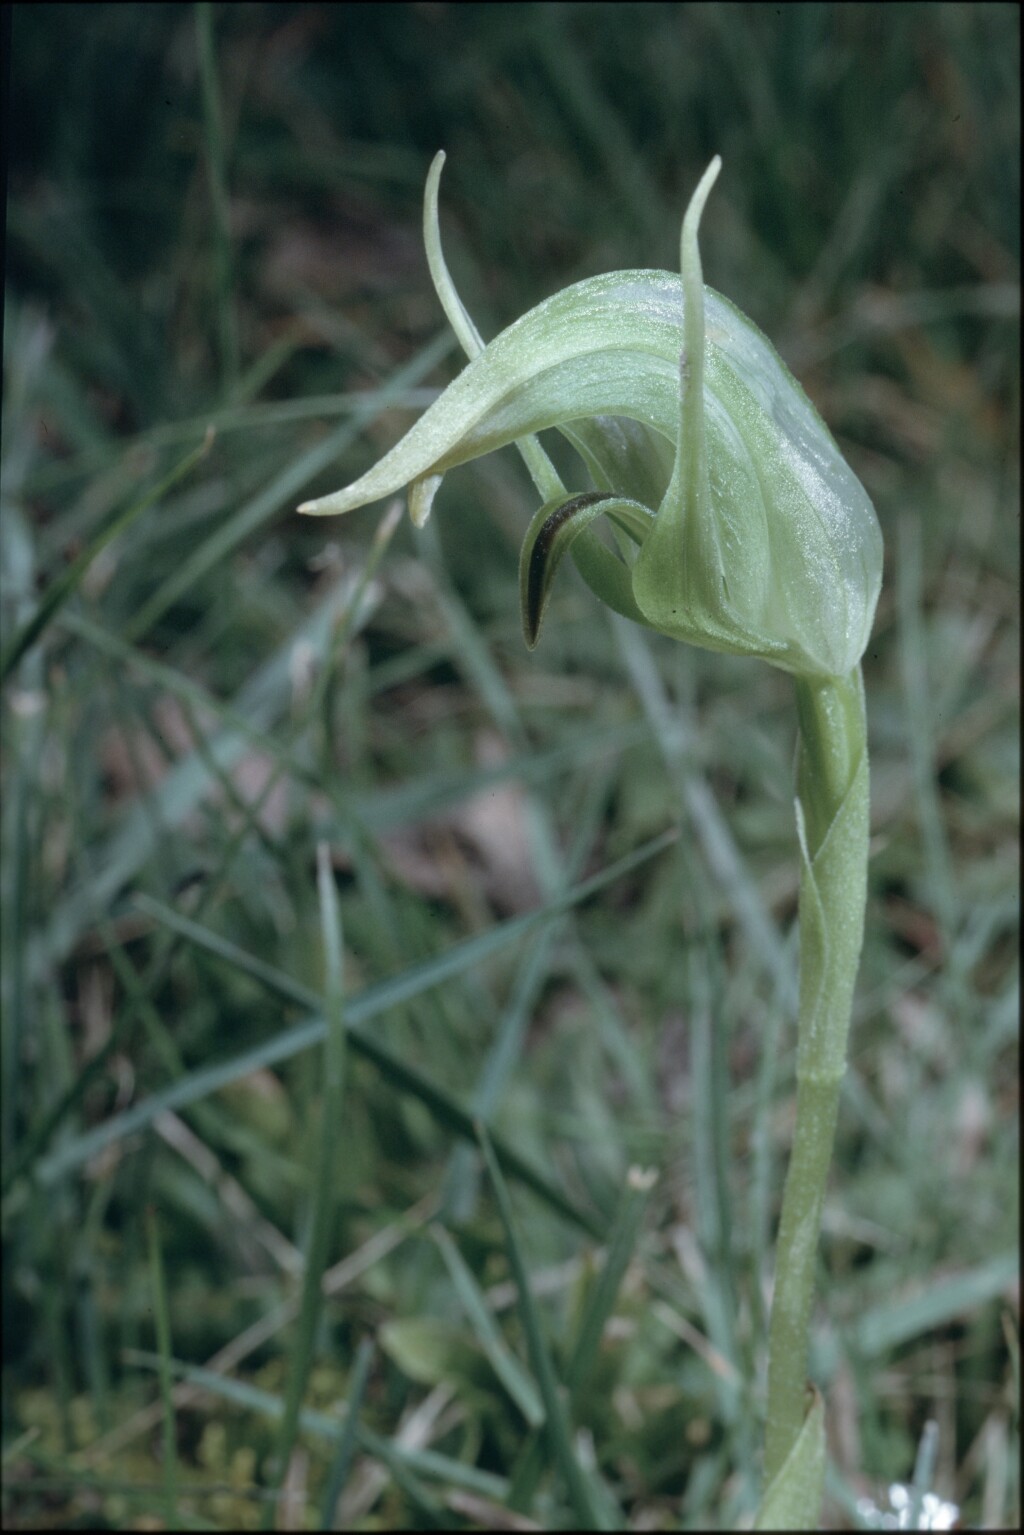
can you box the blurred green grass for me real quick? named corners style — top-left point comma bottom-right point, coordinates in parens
top-left (2, 3), bottom-right (1018, 1529)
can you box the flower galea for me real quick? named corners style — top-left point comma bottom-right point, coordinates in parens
top-left (299, 154), bottom-right (882, 684)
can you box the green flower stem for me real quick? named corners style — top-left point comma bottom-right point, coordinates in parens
top-left (764, 667), bottom-right (870, 1497)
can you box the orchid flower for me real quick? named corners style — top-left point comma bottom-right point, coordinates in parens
top-left (301, 155), bottom-right (880, 685)
top-left (299, 153), bottom-right (882, 1529)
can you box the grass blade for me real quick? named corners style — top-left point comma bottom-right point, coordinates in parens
top-left (897, 514), bottom-right (966, 1009)
top-left (0, 430), bottom-right (213, 684)
top-left (566, 1166), bottom-right (657, 1402)
top-left (431, 1223), bottom-right (545, 1429)
top-left (476, 1121), bottom-right (613, 1531)
top-left (690, 944), bottom-right (742, 1422)
top-left (128, 1352), bottom-right (478, 1522)
top-left (264, 842), bottom-right (349, 1521)
top-left (320, 1337), bottom-right (375, 1529)
top-left (123, 331), bottom-right (453, 644)
top-left (853, 1251), bottom-right (1019, 1358)
top-left (195, 3), bottom-right (238, 392)
top-left (144, 1206), bottom-right (178, 1528)
top-left (30, 570), bottom-right (372, 979)
top-left (33, 828), bottom-right (676, 1232)
top-left (613, 614), bottom-right (797, 1009)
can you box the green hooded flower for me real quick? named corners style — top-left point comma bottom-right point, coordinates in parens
top-left (300, 155), bottom-right (882, 682)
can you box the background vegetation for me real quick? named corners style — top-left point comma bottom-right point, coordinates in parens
top-left (2, 3), bottom-right (1019, 1528)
